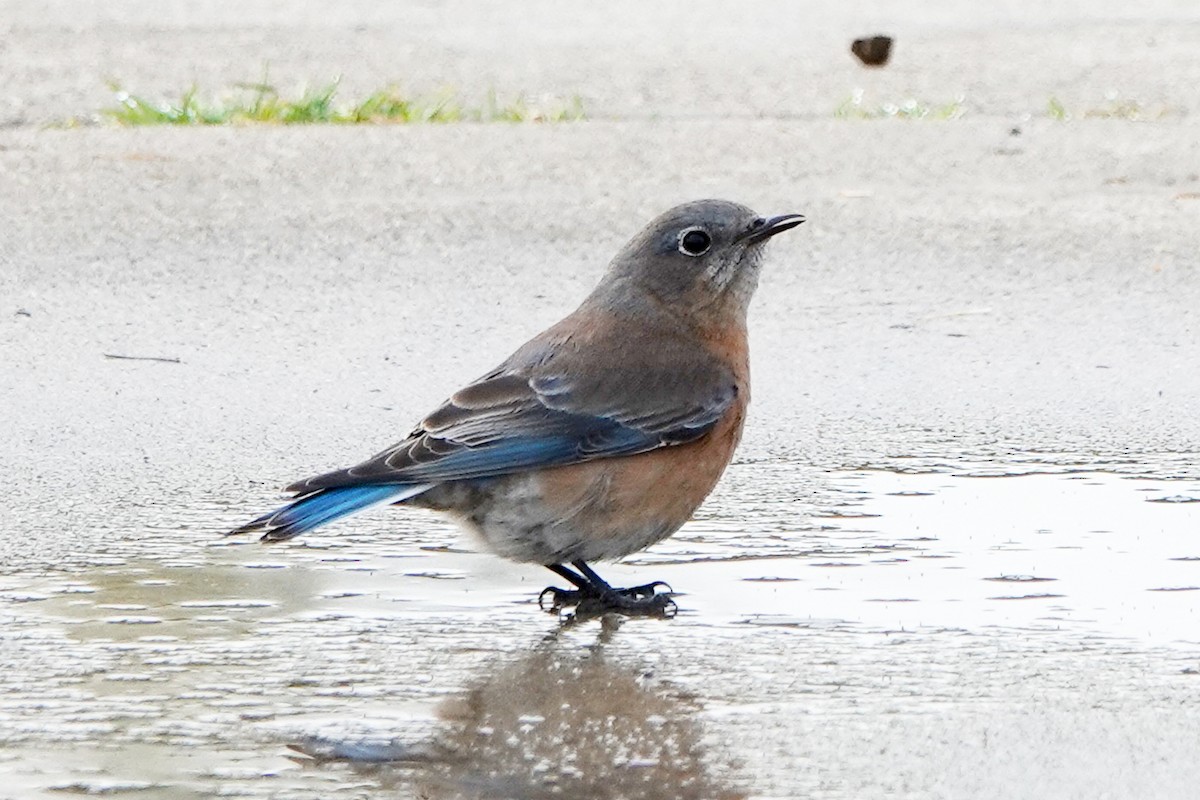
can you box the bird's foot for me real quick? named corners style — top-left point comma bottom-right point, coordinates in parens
top-left (612, 580), bottom-right (672, 601)
top-left (577, 588), bottom-right (677, 620)
top-left (538, 585), bottom-right (586, 612)
top-left (538, 581), bottom-right (676, 619)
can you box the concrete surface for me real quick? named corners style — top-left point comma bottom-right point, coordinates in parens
top-left (2, 1), bottom-right (1199, 127)
top-left (1, 2), bottom-right (1199, 799)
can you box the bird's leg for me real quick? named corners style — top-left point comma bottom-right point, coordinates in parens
top-left (538, 564), bottom-right (597, 612)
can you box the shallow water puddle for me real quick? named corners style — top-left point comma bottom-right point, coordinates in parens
top-left (675, 471), bottom-right (1200, 645)
top-left (1, 468), bottom-right (1197, 797)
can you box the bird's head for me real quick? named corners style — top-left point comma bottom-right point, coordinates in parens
top-left (604, 199), bottom-right (804, 323)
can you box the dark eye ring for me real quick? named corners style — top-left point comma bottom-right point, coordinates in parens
top-left (678, 227), bottom-right (712, 257)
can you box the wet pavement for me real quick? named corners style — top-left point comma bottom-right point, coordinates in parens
top-left (1, 468), bottom-right (1198, 798)
top-left (3, 1), bottom-right (1200, 798)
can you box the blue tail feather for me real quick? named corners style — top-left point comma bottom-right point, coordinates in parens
top-left (232, 483), bottom-right (431, 542)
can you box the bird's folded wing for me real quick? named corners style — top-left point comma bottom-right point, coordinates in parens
top-left (285, 359), bottom-right (737, 494)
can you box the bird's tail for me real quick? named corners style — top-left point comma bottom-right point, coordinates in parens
top-left (229, 483), bottom-right (432, 542)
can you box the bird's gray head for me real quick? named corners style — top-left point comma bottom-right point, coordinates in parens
top-left (603, 199), bottom-right (804, 322)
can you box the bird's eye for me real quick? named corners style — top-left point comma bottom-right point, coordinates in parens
top-left (678, 227), bottom-right (712, 257)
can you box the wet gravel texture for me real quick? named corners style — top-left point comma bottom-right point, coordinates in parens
top-left (2, 2), bottom-right (1200, 798)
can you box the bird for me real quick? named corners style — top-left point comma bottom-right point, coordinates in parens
top-left (229, 199), bottom-right (804, 617)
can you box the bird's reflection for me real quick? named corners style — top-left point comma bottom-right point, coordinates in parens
top-left (294, 618), bottom-right (745, 800)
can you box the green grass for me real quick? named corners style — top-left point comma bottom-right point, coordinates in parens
top-left (836, 90), bottom-right (966, 120)
top-left (1047, 95), bottom-right (1169, 121)
top-left (102, 80), bottom-right (585, 125)
top-left (834, 90), bottom-right (1172, 122)
top-left (1047, 97), bottom-right (1069, 121)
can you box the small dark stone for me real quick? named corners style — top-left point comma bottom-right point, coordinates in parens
top-left (851, 35), bottom-right (893, 67)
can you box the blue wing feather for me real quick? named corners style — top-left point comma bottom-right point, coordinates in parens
top-left (235, 338), bottom-right (736, 539)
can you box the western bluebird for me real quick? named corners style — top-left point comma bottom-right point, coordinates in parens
top-left (231, 199), bottom-right (804, 617)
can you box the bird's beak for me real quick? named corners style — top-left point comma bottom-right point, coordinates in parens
top-left (739, 213), bottom-right (806, 244)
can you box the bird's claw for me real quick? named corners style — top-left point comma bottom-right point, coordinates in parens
top-left (539, 585), bottom-right (582, 612)
top-left (538, 581), bottom-right (676, 619)
top-left (620, 580), bottom-right (673, 600)
top-left (578, 591), bottom-right (677, 620)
